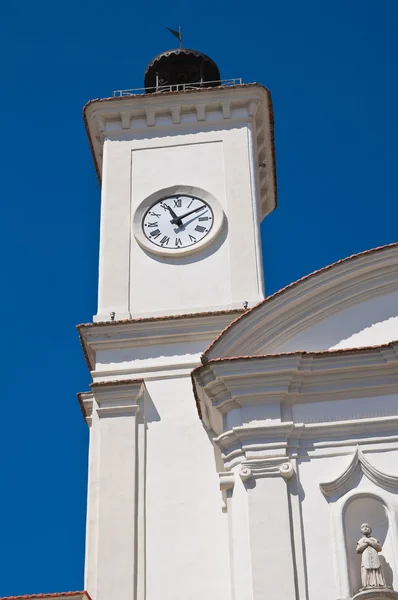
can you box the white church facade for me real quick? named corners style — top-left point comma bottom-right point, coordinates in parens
top-left (4, 47), bottom-right (398, 600)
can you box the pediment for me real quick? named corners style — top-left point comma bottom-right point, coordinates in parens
top-left (204, 243), bottom-right (398, 360)
top-left (319, 447), bottom-right (398, 498)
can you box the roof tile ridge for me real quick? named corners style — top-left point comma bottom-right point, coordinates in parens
top-left (90, 378), bottom-right (145, 388)
top-left (199, 339), bottom-right (398, 369)
top-left (203, 241), bottom-right (398, 360)
top-left (77, 308), bottom-right (244, 330)
top-left (0, 592), bottom-right (91, 600)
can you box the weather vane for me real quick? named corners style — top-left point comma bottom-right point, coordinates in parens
top-left (167, 25), bottom-right (183, 48)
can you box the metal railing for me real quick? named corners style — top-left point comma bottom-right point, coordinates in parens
top-left (113, 78), bottom-right (243, 97)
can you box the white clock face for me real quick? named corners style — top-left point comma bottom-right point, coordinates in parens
top-left (142, 195), bottom-right (214, 250)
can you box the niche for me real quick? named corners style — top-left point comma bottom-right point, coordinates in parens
top-left (344, 495), bottom-right (394, 596)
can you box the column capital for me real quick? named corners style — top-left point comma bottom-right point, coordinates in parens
top-left (239, 458), bottom-right (294, 481)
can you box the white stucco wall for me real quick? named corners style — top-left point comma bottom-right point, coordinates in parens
top-left (275, 289), bottom-right (398, 354)
top-left (144, 376), bottom-right (231, 600)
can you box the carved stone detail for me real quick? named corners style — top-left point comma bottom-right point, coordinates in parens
top-left (353, 589), bottom-right (398, 600)
top-left (219, 471), bottom-right (235, 511)
top-left (239, 458), bottom-right (294, 480)
top-left (319, 447), bottom-right (398, 497)
top-left (357, 523), bottom-right (386, 590)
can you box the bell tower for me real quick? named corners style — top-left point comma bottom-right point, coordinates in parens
top-left (84, 48), bottom-right (276, 322)
top-left (79, 48), bottom-right (277, 600)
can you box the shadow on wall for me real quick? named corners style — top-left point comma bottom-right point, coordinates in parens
top-left (143, 388), bottom-right (161, 423)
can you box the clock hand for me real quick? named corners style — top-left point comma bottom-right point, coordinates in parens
top-left (170, 205), bottom-right (206, 224)
top-left (173, 212), bottom-right (206, 231)
top-left (160, 202), bottom-right (183, 226)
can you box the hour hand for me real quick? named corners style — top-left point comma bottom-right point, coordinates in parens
top-left (161, 203), bottom-right (182, 226)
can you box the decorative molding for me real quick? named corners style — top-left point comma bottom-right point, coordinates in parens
top-left (77, 391), bottom-right (94, 426)
top-left (221, 101), bottom-right (231, 119)
top-left (195, 103), bottom-right (206, 121)
top-left (145, 108), bottom-right (156, 126)
top-left (248, 99), bottom-right (261, 117)
top-left (120, 111), bottom-right (131, 129)
top-left (239, 458), bottom-right (294, 480)
top-left (208, 416), bottom-right (398, 470)
top-left (91, 380), bottom-right (145, 420)
top-left (353, 589), bottom-right (398, 600)
top-left (195, 344), bottom-right (398, 437)
top-left (170, 105), bottom-right (181, 124)
top-left (84, 85), bottom-right (276, 220)
top-left (219, 471), bottom-right (236, 511)
top-left (79, 311), bottom-right (243, 372)
top-left (320, 446), bottom-right (398, 497)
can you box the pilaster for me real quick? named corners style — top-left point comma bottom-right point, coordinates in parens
top-left (84, 380), bottom-right (146, 600)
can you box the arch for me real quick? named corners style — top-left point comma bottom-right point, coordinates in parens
top-left (330, 488), bottom-right (398, 600)
top-left (204, 243), bottom-right (398, 361)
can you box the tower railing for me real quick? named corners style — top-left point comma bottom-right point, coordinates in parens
top-left (113, 78), bottom-right (243, 97)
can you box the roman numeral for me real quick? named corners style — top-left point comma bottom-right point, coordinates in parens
top-left (150, 229), bottom-right (161, 239)
top-left (149, 211), bottom-right (161, 218)
top-left (175, 238), bottom-right (182, 247)
top-left (160, 203), bottom-right (169, 211)
top-left (198, 216), bottom-right (210, 221)
top-left (189, 234), bottom-right (197, 243)
top-left (147, 221), bottom-right (158, 227)
top-left (174, 198), bottom-right (182, 208)
top-left (195, 225), bottom-right (206, 233)
top-left (187, 199), bottom-right (194, 208)
top-left (160, 236), bottom-right (170, 245)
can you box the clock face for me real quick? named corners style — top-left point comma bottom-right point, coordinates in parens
top-left (142, 195), bottom-right (214, 250)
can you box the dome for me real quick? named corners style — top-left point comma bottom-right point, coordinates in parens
top-left (144, 48), bottom-right (221, 93)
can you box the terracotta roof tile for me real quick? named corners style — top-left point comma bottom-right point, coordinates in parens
top-left (77, 308), bottom-right (244, 330)
top-left (203, 242), bottom-right (398, 360)
top-left (90, 378), bottom-right (144, 388)
top-left (0, 592), bottom-right (91, 600)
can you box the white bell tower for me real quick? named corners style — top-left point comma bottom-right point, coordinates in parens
top-left (79, 48), bottom-right (277, 600)
top-left (84, 48), bottom-right (276, 322)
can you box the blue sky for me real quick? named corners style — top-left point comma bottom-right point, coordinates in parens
top-left (0, 0), bottom-right (397, 595)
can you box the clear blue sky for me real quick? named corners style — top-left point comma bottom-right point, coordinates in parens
top-left (0, 0), bottom-right (397, 595)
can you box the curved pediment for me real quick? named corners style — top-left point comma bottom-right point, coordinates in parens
top-left (204, 243), bottom-right (398, 361)
top-left (320, 447), bottom-right (398, 498)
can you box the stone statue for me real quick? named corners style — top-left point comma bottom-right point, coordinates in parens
top-left (356, 523), bottom-right (386, 589)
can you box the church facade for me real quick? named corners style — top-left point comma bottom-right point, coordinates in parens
top-left (5, 48), bottom-right (398, 600)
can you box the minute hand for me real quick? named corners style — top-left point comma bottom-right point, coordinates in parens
top-left (171, 205), bottom-right (206, 224)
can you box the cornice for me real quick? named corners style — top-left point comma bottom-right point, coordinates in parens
top-left (193, 343), bottom-right (398, 439)
top-left (204, 243), bottom-right (398, 360)
top-left (195, 342), bottom-right (398, 420)
top-left (211, 416), bottom-right (398, 470)
top-left (77, 391), bottom-right (93, 425)
top-left (78, 310), bottom-right (243, 372)
top-left (320, 446), bottom-right (398, 498)
top-left (88, 379), bottom-right (146, 420)
top-left (83, 83), bottom-right (276, 219)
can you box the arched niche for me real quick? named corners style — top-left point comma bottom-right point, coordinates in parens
top-left (344, 494), bottom-right (393, 596)
top-left (328, 487), bottom-right (398, 600)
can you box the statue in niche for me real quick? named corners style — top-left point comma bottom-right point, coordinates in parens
top-left (356, 523), bottom-right (386, 589)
